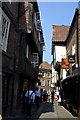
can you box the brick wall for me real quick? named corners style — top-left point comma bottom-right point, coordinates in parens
top-left (66, 8), bottom-right (80, 73)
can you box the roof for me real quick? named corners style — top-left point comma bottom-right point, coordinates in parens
top-left (52, 25), bottom-right (70, 42)
top-left (66, 8), bottom-right (80, 44)
top-left (39, 61), bottom-right (52, 70)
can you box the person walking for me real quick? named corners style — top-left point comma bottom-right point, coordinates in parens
top-left (51, 90), bottom-right (55, 104)
top-left (35, 87), bottom-right (41, 109)
top-left (25, 86), bottom-right (35, 116)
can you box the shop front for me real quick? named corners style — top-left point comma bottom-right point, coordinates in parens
top-left (61, 69), bottom-right (80, 117)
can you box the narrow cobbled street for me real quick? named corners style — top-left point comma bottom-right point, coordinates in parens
top-left (4, 101), bottom-right (78, 120)
top-left (1, 1), bottom-right (80, 120)
top-left (32, 101), bottom-right (78, 120)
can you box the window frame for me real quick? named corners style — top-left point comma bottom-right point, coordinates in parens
top-left (26, 44), bottom-right (29, 59)
top-left (1, 10), bottom-right (10, 52)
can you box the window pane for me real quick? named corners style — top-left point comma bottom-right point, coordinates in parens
top-left (2, 10), bottom-right (10, 52)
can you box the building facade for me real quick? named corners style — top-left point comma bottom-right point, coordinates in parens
top-left (51, 8), bottom-right (80, 118)
top-left (51, 62), bottom-right (58, 87)
top-left (51, 25), bottom-right (69, 88)
top-left (61, 8), bottom-right (80, 117)
top-left (1, 1), bottom-right (45, 117)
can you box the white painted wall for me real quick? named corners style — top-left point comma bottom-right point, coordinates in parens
top-left (55, 46), bottom-right (66, 62)
top-left (55, 46), bottom-right (67, 81)
top-left (52, 63), bottom-right (58, 85)
top-left (63, 69), bottom-right (66, 79)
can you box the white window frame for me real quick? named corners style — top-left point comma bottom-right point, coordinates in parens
top-left (43, 72), bottom-right (46, 77)
top-left (72, 43), bottom-right (75, 55)
top-left (31, 53), bottom-right (39, 67)
top-left (34, 12), bottom-right (41, 31)
top-left (38, 32), bottom-right (40, 41)
top-left (41, 80), bottom-right (45, 86)
top-left (1, 10), bottom-right (10, 52)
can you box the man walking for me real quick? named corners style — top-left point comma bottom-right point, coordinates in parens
top-left (25, 86), bottom-right (35, 116)
top-left (51, 90), bottom-right (55, 104)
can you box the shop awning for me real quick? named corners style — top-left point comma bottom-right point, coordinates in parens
top-left (61, 68), bottom-right (80, 83)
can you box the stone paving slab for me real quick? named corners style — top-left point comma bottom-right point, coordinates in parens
top-left (55, 102), bottom-right (76, 118)
top-left (39, 101), bottom-right (78, 120)
top-left (3, 102), bottom-right (78, 120)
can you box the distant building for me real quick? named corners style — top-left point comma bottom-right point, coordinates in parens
top-left (38, 61), bottom-right (52, 92)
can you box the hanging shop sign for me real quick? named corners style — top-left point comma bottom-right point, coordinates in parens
top-left (68, 55), bottom-right (75, 63)
top-left (61, 58), bottom-right (70, 69)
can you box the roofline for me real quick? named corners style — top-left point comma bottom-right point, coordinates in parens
top-left (52, 25), bottom-right (69, 27)
top-left (39, 68), bottom-right (52, 71)
top-left (52, 41), bottom-right (66, 46)
top-left (66, 8), bottom-right (79, 44)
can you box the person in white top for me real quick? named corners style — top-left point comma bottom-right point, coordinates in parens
top-left (25, 90), bottom-right (35, 103)
top-left (25, 87), bottom-right (35, 116)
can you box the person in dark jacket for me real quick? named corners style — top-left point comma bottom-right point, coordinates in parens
top-left (35, 87), bottom-right (41, 108)
top-left (51, 90), bottom-right (55, 104)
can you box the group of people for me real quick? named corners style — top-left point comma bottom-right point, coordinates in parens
top-left (21, 83), bottom-right (41, 116)
top-left (21, 82), bottom-right (62, 116)
top-left (41, 89), bottom-right (62, 104)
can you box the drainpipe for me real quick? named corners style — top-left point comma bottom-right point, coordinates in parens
top-left (77, 8), bottom-right (80, 120)
top-left (0, 56), bottom-right (2, 118)
top-left (0, 3), bottom-right (2, 119)
top-left (77, 9), bottom-right (79, 68)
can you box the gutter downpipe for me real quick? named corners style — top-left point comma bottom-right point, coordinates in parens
top-left (77, 9), bottom-right (79, 68)
top-left (77, 8), bottom-right (80, 120)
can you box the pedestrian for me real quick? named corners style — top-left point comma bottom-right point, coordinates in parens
top-left (51, 90), bottom-right (55, 104)
top-left (43, 90), bottom-right (48, 102)
top-left (47, 90), bottom-right (51, 102)
top-left (45, 91), bottom-right (48, 102)
top-left (25, 86), bottom-right (35, 116)
top-left (54, 89), bottom-right (59, 101)
top-left (40, 89), bottom-right (43, 103)
top-left (59, 89), bottom-right (63, 103)
top-left (35, 87), bottom-right (41, 109)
